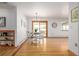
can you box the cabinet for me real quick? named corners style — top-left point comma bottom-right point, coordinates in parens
top-left (0, 30), bottom-right (15, 46)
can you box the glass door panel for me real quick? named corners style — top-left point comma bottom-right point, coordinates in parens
top-left (32, 21), bottom-right (47, 37)
top-left (33, 22), bottom-right (39, 33)
top-left (40, 22), bottom-right (46, 37)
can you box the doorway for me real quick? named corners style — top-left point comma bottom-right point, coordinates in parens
top-left (32, 21), bottom-right (48, 37)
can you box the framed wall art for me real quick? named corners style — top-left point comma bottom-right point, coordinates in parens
top-left (71, 7), bottom-right (78, 22)
top-left (0, 17), bottom-right (6, 27)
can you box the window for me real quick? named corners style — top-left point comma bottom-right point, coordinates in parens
top-left (62, 22), bottom-right (69, 31)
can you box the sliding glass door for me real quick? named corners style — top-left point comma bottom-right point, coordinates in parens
top-left (32, 21), bottom-right (48, 37)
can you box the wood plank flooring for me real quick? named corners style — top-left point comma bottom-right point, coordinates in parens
top-left (0, 38), bottom-right (76, 56)
top-left (15, 38), bottom-right (76, 56)
top-left (0, 45), bottom-right (19, 56)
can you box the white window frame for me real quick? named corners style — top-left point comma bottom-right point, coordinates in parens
top-left (62, 22), bottom-right (69, 31)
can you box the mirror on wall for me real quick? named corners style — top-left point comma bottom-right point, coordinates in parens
top-left (52, 22), bottom-right (57, 28)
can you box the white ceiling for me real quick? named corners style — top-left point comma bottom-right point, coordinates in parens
top-left (9, 2), bottom-right (69, 19)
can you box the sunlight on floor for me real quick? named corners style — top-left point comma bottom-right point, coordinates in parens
top-left (43, 38), bottom-right (46, 51)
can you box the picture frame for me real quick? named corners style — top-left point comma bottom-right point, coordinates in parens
top-left (71, 7), bottom-right (78, 22)
top-left (0, 17), bottom-right (6, 27)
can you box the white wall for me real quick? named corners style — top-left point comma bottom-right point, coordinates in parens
top-left (27, 17), bottom-right (68, 37)
top-left (15, 5), bottom-right (27, 47)
top-left (68, 2), bottom-right (79, 55)
top-left (0, 4), bottom-right (17, 30)
top-left (48, 19), bottom-right (68, 37)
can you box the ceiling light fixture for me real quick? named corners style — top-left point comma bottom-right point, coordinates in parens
top-left (35, 12), bottom-right (38, 20)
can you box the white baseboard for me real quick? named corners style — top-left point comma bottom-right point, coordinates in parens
top-left (47, 37), bottom-right (68, 38)
top-left (15, 37), bottom-right (27, 47)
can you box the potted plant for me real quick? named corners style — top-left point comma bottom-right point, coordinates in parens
top-left (35, 28), bottom-right (38, 32)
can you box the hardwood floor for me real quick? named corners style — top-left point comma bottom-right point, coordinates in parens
top-left (0, 38), bottom-right (76, 56)
top-left (15, 38), bottom-right (76, 56)
top-left (0, 45), bottom-right (19, 56)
